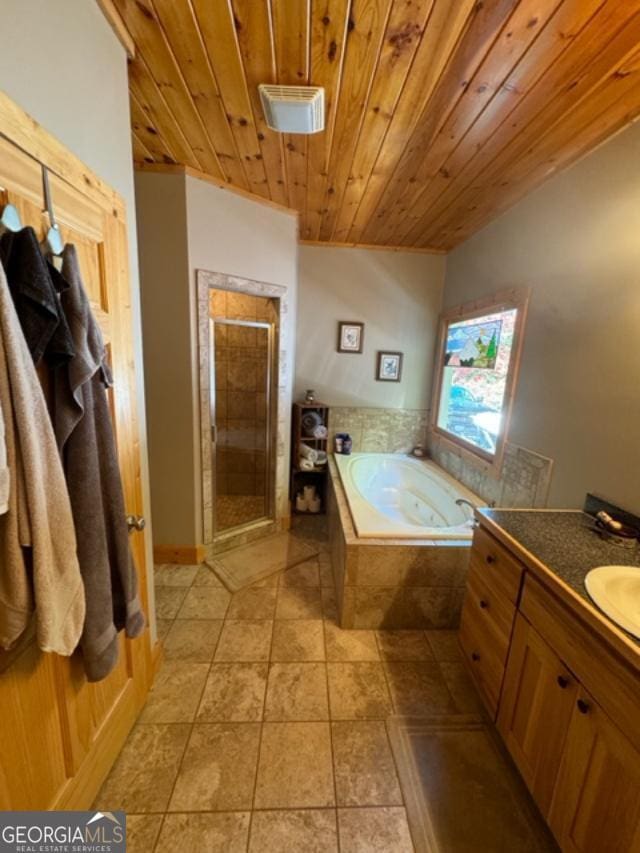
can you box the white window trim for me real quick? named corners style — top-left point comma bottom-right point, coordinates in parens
top-left (429, 286), bottom-right (530, 476)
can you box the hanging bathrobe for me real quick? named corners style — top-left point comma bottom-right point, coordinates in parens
top-left (0, 400), bottom-right (8, 515)
top-left (0, 261), bottom-right (85, 654)
top-left (52, 245), bottom-right (145, 682)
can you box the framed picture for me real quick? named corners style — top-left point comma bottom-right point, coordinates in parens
top-left (337, 321), bottom-right (364, 354)
top-left (377, 351), bottom-right (403, 382)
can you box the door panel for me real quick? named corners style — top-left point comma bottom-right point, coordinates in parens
top-left (0, 102), bottom-right (154, 809)
top-left (497, 614), bottom-right (577, 818)
top-left (548, 688), bottom-right (640, 852)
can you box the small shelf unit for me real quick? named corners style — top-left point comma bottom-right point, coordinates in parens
top-left (290, 401), bottom-right (330, 514)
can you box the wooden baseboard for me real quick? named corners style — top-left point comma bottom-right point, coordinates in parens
top-left (153, 544), bottom-right (206, 565)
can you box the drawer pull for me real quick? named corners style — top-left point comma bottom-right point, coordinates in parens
top-left (557, 675), bottom-right (569, 689)
top-left (577, 699), bottom-right (590, 715)
top-left (486, 554), bottom-right (496, 564)
top-left (471, 652), bottom-right (480, 662)
top-left (479, 599), bottom-right (489, 609)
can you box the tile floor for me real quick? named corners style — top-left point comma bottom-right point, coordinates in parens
top-left (96, 526), bottom-right (485, 852)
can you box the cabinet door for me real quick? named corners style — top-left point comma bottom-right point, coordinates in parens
top-left (548, 688), bottom-right (640, 853)
top-left (497, 614), bottom-right (578, 817)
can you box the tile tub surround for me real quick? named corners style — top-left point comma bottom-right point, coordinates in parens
top-left (197, 270), bottom-right (292, 549)
top-left (428, 432), bottom-right (554, 509)
top-left (327, 459), bottom-right (470, 630)
top-left (330, 407), bottom-right (429, 454)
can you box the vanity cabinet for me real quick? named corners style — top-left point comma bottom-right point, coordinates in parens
top-left (460, 520), bottom-right (640, 852)
top-left (459, 526), bottom-right (523, 716)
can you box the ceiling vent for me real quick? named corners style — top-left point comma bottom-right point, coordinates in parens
top-left (259, 85), bottom-right (325, 134)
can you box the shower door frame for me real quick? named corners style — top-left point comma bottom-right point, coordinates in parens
top-left (196, 269), bottom-right (291, 553)
top-left (209, 315), bottom-right (275, 536)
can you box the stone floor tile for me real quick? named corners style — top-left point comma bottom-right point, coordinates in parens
top-left (248, 809), bottom-right (338, 853)
top-left (178, 586), bottom-right (231, 619)
top-left (324, 623), bottom-right (380, 661)
top-left (275, 587), bottom-right (323, 620)
top-left (270, 620), bottom-right (325, 661)
top-left (125, 815), bottom-right (163, 853)
top-left (319, 560), bottom-right (334, 587)
top-left (376, 630), bottom-right (434, 661)
top-left (264, 662), bottom-right (329, 721)
top-left (338, 807), bottom-right (414, 852)
top-left (155, 618), bottom-right (173, 642)
top-left (155, 586), bottom-right (188, 620)
top-left (197, 663), bottom-right (268, 722)
top-left (164, 619), bottom-right (222, 662)
top-left (169, 723), bottom-right (261, 812)
top-left (332, 721), bottom-right (403, 807)
top-left (384, 661), bottom-right (457, 716)
top-left (425, 629), bottom-right (463, 662)
top-left (154, 564), bottom-right (199, 587)
top-left (94, 724), bottom-right (189, 812)
top-left (138, 661), bottom-right (209, 723)
top-left (227, 586), bottom-right (278, 620)
top-left (214, 620), bottom-right (273, 662)
top-left (279, 559), bottom-right (321, 588)
top-left (193, 565), bottom-right (225, 587)
top-left (439, 661), bottom-right (485, 715)
top-left (327, 663), bottom-right (393, 720)
top-left (321, 587), bottom-right (339, 621)
top-left (254, 722), bottom-right (335, 809)
top-left (155, 813), bottom-right (250, 853)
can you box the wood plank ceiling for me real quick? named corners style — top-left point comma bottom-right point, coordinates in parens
top-left (113, 0), bottom-right (640, 251)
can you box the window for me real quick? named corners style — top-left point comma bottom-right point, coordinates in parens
top-left (431, 289), bottom-right (529, 469)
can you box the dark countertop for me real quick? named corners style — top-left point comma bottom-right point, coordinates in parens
top-left (478, 509), bottom-right (640, 644)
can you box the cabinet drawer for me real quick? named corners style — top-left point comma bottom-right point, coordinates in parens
top-left (465, 560), bottom-right (517, 662)
top-left (470, 526), bottom-right (524, 605)
top-left (459, 611), bottom-right (505, 718)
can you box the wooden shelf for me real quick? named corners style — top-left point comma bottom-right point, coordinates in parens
top-left (291, 402), bottom-right (330, 514)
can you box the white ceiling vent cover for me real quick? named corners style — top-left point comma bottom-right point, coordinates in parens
top-left (259, 85), bottom-right (325, 134)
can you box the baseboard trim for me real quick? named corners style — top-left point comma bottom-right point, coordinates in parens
top-left (153, 544), bottom-right (206, 565)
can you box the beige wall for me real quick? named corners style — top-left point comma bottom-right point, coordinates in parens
top-left (136, 172), bottom-right (298, 546)
top-left (135, 172), bottom-right (193, 544)
top-left (295, 246), bottom-right (445, 408)
top-left (444, 121), bottom-right (640, 513)
top-left (0, 1), bottom-right (155, 622)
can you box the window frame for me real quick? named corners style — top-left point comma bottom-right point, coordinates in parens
top-left (429, 287), bottom-right (530, 475)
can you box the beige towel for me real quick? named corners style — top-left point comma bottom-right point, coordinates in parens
top-left (0, 399), bottom-right (7, 514)
top-left (0, 261), bottom-right (85, 654)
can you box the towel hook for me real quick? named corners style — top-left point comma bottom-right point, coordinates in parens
top-left (42, 166), bottom-right (64, 256)
top-left (0, 202), bottom-right (22, 234)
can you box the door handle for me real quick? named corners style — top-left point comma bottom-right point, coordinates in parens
top-left (126, 514), bottom-right (146, 533)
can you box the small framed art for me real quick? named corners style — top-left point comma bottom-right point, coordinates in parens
top-left (337, 321), bottom-right (364, 354)
top-left (377, 351), bottom-right (403, 382)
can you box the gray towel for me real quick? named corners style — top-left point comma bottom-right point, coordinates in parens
top-left (52, 245), bottom-right (144, 682)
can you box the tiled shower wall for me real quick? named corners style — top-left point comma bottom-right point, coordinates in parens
top-left (211, 290), bottom-right (276, 498)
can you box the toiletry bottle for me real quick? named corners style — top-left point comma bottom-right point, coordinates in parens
top-left (335, 434), bottom-right (344, 453)
top-left (342, 434), bottom-right (353, 455)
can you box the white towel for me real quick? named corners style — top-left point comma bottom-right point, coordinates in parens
top-left (299, 442), bottom-right (319, 463)
top-left (311, 424), bottom-right (328, 439)
top-left (299, 457), bottom-right (315, 471)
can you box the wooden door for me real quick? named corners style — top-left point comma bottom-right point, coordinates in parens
top-left (0, 94), bottom-right (156, 809)
top-left (548, 687), bottom-right (640, 853)
top-left (497, 613), bottom-right (578, 818)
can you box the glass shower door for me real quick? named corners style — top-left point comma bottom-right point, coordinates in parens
top-left (211, 317), bottom-right (272, 534)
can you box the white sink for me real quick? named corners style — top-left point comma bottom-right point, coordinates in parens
top-left (585, 565), bottom-right (640, 639)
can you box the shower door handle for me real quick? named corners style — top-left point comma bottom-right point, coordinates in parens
top-left (211, 424), bottom-right (216, 442)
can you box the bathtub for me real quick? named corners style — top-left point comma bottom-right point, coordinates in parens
top-left (334, 452), bottom-right (481, 540)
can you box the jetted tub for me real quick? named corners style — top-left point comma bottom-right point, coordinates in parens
top-left (334, 452), bottom-right (481, 540)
